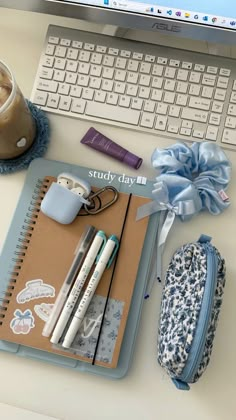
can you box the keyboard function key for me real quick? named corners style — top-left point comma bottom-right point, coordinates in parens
top-left (60, 38), bottom-right (71, 46)
top-left (182, 61), bottom-right (192, 70)
top-left (157, 57), bottom-right (168, 65)
top-left (219, 68), bottom-right (231, 77)
top-left (169, 59), bottom-right (180, 67)
top-left (72, 40), bottom-right (83, 49)
top-left (207, 66), bottom-right (218, 74)
top-left (48, 36), bottom-right (59, 45)
top-left (194, 64), bottom-right (205, 72)
top-left (108, 48), bottom-right (119, 56)
top-left (84, 43), bottom-right (95, 51)
top-left (145, 55), bottom-right (155, 63)
top-left (132, 52), bottom-right (143, 60)
top-left (96, 45), bottom-right (107, 53)
top-left (120, 50), bottom-right (131, 58)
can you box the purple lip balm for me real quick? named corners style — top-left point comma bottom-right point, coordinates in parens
top-left (80, 127), bottom-right (143, 169)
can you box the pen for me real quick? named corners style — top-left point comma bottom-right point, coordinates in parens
top-left (42, 225), bottom-right (97, 337)
top-left (62, 234), bottom-right (119, 349)
top-left (50, 230), bottom-right (106, 344)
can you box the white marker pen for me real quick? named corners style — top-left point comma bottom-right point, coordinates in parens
top-left (50, 230), bottom-right (106, 344)
top-left (62, 235), bottom-right (119, 349)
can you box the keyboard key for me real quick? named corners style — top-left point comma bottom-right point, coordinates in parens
top-left (37, 80), bottom-right (58, 93)
top-left (181, 108), bottom-right (208, 123)
top-left (222, 129), bottom-right (236, 145)
top-left (85, 102), bottom-right (140, 125)
top-left (225, 116), bottom-right (236, 128)
top-left (71, 98), bottom-right (86, 113)
top-left (59, 96), bottom-right (72, 111)
top-left (140, 113), bottom-right (155, 128)
top-left (205, 125), bottom-right (218, 141)
top-left (131, 98), bottom-right (143, 110)
top-left (47, 93), bottom-right (60, 108)
top-left (202, 74), bottom-right (216, 86)
top-left (189, 97), bottom-right (210, 111)
top-left (155, 115), bottom-right (167, 130)
top-left (33, 91), bottom-right (48, 106)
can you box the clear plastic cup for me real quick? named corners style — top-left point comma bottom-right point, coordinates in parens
top-left (0, 61), bottom-right (36, 159)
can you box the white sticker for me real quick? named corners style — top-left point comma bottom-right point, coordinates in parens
top-left (16, 279), bottom-right (55, 303)
top-left (10, 309), bottom-right (35, 335)
top-left (34, 303), bottom-right (54, 322)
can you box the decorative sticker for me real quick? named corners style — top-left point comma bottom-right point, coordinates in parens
top-left (34, 303), bottom-right (54, 322)
top-left (58, 295), bottom-right (124, 364)
top-left (16, 279), bottom-right (55, 303)
top-left (10, 309), bottom-right (35, 335)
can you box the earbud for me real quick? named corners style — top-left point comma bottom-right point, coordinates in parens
top-left (70, 186), bottom-right (85, 196)
top-left (57, 177), bottom-right (73, 189)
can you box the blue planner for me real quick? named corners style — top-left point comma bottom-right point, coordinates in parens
top-left (0, 158), bottom-right (159, 379)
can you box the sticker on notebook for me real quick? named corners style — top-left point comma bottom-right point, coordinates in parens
top-left (34, 303), bottom-right (54, 322)
top-left (16, 279), bottom-right (55, 303)
top-left (10, 309), bottom-right (35, 335)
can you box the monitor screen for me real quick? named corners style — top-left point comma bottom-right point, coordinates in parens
top-left (65, 1), bottom-right (236, 31)
top-left (1, 0), bottom-right (236, 45)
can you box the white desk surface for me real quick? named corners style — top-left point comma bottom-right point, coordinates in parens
top-left (0, 8), bottom-right (235, 420)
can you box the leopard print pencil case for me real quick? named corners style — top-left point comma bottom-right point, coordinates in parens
top-left (157, 234), bottom-right (226, 390)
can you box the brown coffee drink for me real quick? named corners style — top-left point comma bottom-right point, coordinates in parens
top-left (0, 62), bottom-right (36, 159)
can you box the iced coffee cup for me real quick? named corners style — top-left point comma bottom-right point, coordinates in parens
top-left (0, 61), bottom-right (36, 159)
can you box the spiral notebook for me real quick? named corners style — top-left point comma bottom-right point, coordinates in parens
top-left (0, 158), bottom-right (159, 379)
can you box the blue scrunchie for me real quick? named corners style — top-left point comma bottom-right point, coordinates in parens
top-left (137, 142), bottom-right (231, 288)
top-left (151, 141), bottom-right (231, 216)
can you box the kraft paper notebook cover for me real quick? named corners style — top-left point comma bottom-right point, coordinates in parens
top-left (0, 158), bottom-right (159, 379)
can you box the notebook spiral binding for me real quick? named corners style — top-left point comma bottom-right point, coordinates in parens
top-left (0, 177), bottom-right (50, 324)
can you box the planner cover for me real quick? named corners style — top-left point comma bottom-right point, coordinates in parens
top-left (0, 158), bottom-right (159, 378)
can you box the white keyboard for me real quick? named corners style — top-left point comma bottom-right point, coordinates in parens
top-left (31, 25), bottom-right (236, 150)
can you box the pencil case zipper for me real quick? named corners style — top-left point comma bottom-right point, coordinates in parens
top-left (172, 242), bottom-right (218, 390)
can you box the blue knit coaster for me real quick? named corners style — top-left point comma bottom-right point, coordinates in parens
top-left (0, 101), bottom-right (50, 174)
